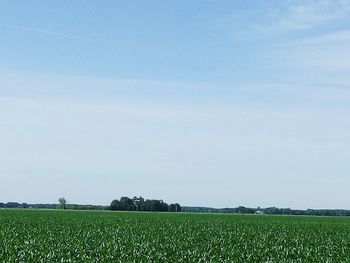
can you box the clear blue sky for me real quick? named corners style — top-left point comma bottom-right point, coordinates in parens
top-left (1, 0), bottom-right (350, 209)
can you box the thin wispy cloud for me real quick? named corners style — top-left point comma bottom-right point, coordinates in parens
top-left (217, 1), bottom-right (350, 83)
top-left (296, 29), bottom-right (350, 45)
top-left (260, 0), bottom-right (350, 33)
top-left (291, 45), bottom-right (350, 71)
top-left (280, 28), bottom-right (350, 73)
top-left (13, 26), bottom-right (85, 40)
top-left (212, 0), bottom-right (350, 40)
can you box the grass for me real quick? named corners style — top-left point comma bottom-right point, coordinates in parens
top-left (1, 209), bottom-right (350, 262)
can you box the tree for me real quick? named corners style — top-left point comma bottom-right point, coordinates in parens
top-left (110, 199), bottom-right (120, 211)
top-left (132, 196), bottom-right (145, 211)
top-left (58, 198), bottom-right (67, 210)
top-left (168, 204), bottom-right (176, 212)
top-left (109, 196), bottom-right (180, 212)
top-left (174, 203), bottom-right (181, 212)
top-left (119, 197), bottom-right (135, 211)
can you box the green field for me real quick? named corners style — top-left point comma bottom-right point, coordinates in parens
top-left (1, 209), bottom-right (350, 262)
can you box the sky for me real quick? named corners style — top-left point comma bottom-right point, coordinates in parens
top-left (1, 0), bottom-right (350, 209)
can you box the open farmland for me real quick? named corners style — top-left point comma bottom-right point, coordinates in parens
top-left (1, 210), bottom-right (350, 262)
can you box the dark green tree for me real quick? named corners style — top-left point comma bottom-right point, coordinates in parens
top-left (168, 204), bottom-right (176, 212)
top-left (110, 199), bottom-right (120, 211)
top-left (132, 196), bottom-right (145, 211)
top-left (119, 197), bottom-right (136, 211)
top-left (58, 198), bottom-right (67, 210)
top-left (174, 203), bottom-right (181, 212)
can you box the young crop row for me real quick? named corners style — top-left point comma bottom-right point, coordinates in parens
top-left (0, 210), bottom-right (350, 262)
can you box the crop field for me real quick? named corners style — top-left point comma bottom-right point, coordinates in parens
top-left (1, 210), bottom-right (350, 262)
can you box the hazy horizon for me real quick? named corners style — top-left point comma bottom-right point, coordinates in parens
top-left (1, 0), bottom-right (350, 210)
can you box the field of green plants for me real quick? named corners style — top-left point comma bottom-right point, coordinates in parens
top-left (1, 209), bottom-right (350, 262)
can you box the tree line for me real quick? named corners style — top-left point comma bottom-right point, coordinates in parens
top-left (0, 196), bottom-right (182, 213)
top-left (0, 202), bottom-right (106, 210)
top-left (182, 206), bottom-right (350, 216)
top-left (109, 196), bottom-right (181, 212)
top-left (4, 200), bottom-right (350, 217)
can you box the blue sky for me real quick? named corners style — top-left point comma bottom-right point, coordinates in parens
top-left (1, 0), bottom-right (350, 209)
